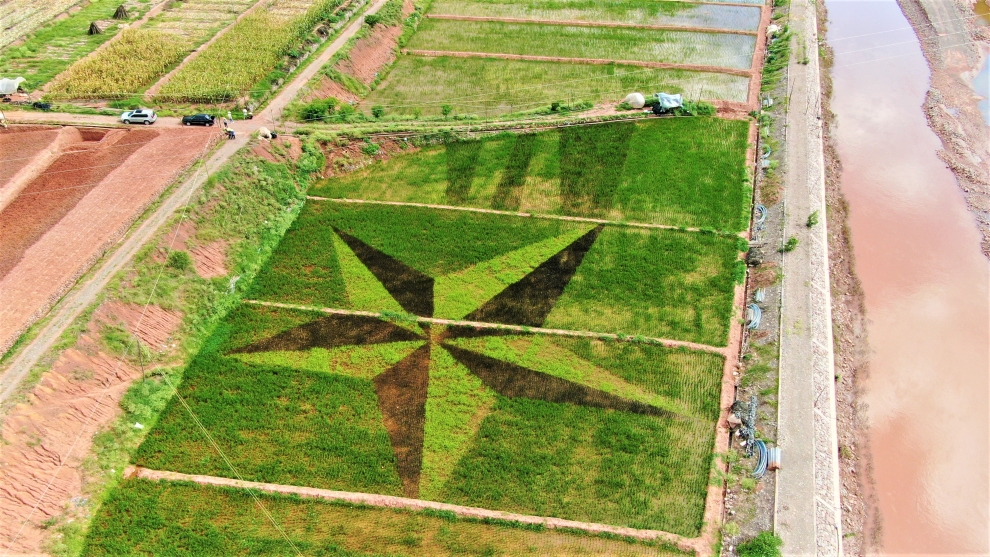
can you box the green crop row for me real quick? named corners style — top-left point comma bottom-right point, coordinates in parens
top-left (314, 118), bottom-right (752, 232)
top-left (408, 19), bottom-right (757, 70)
top-left (83, 479), bottom-right (689, 556)
top-left (47, 29), bottom-right (188, 99)
top-left (156, 0), bottom-right (345, 103)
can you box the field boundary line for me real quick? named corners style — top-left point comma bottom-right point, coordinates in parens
top-left (242, 299), bottom-right (729, 355)
top-left (402, 50), bottom-right (755, 78)
top-left (142, 0), bottom-right (273, 100)
top-left (422, 14), bottom-right (759, 36)
top-left (125, 466), bottom-right (699, 552)
top-left (306, 196), bottom-right (746, 235)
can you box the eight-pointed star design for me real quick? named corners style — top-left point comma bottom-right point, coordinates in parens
top-left (230, 224), bottom-right (676, 498)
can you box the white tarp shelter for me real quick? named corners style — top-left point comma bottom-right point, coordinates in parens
top-left (655, 93), bottom-right (683, 110)
top-left (0, 77), bottom-right (25, 95)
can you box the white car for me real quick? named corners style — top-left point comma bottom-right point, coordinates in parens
top-left (121, 109), bottom-right (157, 125)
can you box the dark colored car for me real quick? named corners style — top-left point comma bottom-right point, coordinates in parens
top-left (181, 113), bottom-right (215, 126)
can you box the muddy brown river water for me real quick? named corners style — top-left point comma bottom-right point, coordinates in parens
top-left (826, 0), bottom-right (990, 553)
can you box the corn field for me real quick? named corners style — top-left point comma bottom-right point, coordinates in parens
top-left (48, 29), bottom-right (189, 99)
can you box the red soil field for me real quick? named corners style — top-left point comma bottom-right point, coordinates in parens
top-left (0, 125), bottom-right (217, 356)
top-left (0, 128), bottom-right (155, 279)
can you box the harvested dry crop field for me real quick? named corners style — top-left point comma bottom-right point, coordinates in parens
top-left (82, 116), bottom-right (750, 554)
top-left (0, 124), bottom-right (215, 356)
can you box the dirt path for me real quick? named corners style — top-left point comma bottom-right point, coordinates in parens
top-left (423, 14), bottom-right (758, 35)
top-left (127, 466), bottom-right (699, 552)
top-left (772, 0), bottom-right (843, 553)
top-left (243, 299), bottom-right (730, 355)
top-left (403, 49), bottom-right (755, 78)
top-left (142, 0), bottom-right (272, 99)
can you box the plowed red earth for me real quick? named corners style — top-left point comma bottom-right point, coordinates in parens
top-left (0, 126), bottom-right (216, 356)
top-left (0, 126), bottom-right (61, 198)
top-left (0, 303), bottom-right (182, 554)
top-left (0, 128), bottom-right (153, 279)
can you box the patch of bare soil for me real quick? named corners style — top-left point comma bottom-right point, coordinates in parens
top-left (250, 136), bottom-right (303, 165)
top-left (817, 5), bottom-right (875, 554)
top-left (305, 77), bottom-right (361, 104)
top-left (320, 137), bottom-right (417, 177)
top-left (337, 24), bottom-right (404, 85)
top-left (158, 218), bottom-right (229, 279)
top-left (0, 302), bottom-right (181, 554)
top-left (897, 0), bottom-right (990, 257)
top-left (96, 302), bottom-right (183, 352)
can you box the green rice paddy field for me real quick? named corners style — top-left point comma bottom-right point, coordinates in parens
top-left (427, 0), bottom-right (762, 31)
top-left (407, 19), bottom-right (756, 70)
top-left (363, 56), bottom-right (752, 115)
top-left (313, 118), bottom-right (751, 232)
top-left (83, 116), bottom-right (750, 551)
top-left (84, 479), bottom-right (689, 556)
top-left (356, 0), bottom-right (759, 116)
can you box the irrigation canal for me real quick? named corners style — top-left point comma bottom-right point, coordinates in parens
top-left (826, 0), bottom-right (989, 552)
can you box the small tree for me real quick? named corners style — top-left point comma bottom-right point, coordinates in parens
top-left (782, 236), bottom-right (799, 252)
top-left (441, 104), bottom-right (453, 117)
top-left (371, 105), bottom-right (386, 119)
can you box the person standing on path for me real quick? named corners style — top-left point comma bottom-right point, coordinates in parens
top-left (227, 110), bottom-right (232, 122)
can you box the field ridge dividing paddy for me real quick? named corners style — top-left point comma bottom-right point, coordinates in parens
top-left (401, 50), bottom-right (754, 78)
top-left (125, 465), bottom-right (699, 552)
top-left (307, 196), bottom-right (748, 237)
top-left (241, 299), bottom-right (730, 355)
top-left (423, 14), bottom-right (758, 35)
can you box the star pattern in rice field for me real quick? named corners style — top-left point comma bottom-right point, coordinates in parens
top-left (230, 224), bottom-right (676, 498)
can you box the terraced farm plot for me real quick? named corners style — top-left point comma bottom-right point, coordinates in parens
top-left (365, 56), bottom-right (751, 114)
top-left (0, 0), bottom-right (149, 92)
top-left (314, 118), bottom-right (751, 232)
top-left (155, 0), bottom-right (346, 102)
top-left (407, 19), bottom-right (756, 70)
top-left (427, 0), bottom-right (762, 31)
top-left (83, 479), bottom-right (689, 556)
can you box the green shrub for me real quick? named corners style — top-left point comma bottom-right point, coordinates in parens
top-left (782, 236), bottom-right (798, 252)
top-left (806, 210), bottom-right (819, 228)
top-left (300, 97), bottom-right (338, 123)
top-left (371, 105), bottom-right (386, 118)
top-left (166, 250), bottom-right (192, 271)
top-left (737, 531), bottom-right (783, 557)
top-left (361, 141), bottom-right (381, 156)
